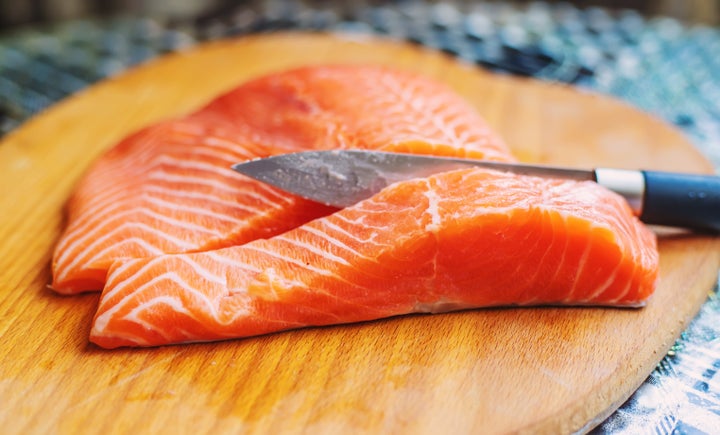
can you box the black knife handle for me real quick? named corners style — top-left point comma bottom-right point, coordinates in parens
top-left (640, 170), bottom-right (720, 232)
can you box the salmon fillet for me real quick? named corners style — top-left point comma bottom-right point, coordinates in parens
top-left (52, 64), bottom-right (658, 349)
top-left (91, 168), bottom-right (658, 348)
top-left (51, 65), bottom-right (511, 293)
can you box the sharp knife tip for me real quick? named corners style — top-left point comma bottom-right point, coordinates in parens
top-left (230, 163), bottom-right (245, 175)
top-left (231, 160), bottom-right (258, 173)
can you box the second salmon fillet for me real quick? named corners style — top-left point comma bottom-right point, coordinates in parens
top-left (91, 168), bottom-right (658, 348)
top-left (51, 65), bottom-right (512, 294)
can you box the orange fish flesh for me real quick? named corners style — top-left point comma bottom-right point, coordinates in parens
top-left (90, 168), bottom-right (658, 348)
top-left (49, 65), bottom-right (658, 349)
top-left (51, 65), bottom-right (511, 293)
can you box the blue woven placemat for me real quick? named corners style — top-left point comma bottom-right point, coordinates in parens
top-left (2, 2), bottom-right (719, 432)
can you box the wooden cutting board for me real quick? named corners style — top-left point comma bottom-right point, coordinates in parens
top-left (1, 33), bottom-right (719, 434)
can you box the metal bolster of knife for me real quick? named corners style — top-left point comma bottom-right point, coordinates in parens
top-left (594, 168), bottom-right (645, 216)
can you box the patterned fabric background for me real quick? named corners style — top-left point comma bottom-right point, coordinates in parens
top-left (1, 1), bottom-right (719, 432)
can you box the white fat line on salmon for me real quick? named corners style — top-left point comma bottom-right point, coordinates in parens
top-left (204, 251), bottom-right (264, 274)
top-left (596, 199), bottom-right (639, 243)
top-left (565, 238), bottom-right (595, 301)
top-left (177, 256), bottom-right (227, 286)
top-left (140, 195), bottom-right (248, 226)
top-left (296, 225), bottom-right (374, 262)
top-left (425, 99), bottom-right (476, 141)
top-left (249, 268), bottom-right (308, 301)
top-left (79, 236), bottom-right (178, 275)
top-left (133, 124), bottom-right (256, 162)
top-left (514, 211), bottom-right (559, 304)
top-left (96, 272), bottom-right (221, 332)
top-left (553, 184), bottom-right (634, 234)
top-left (273, 234), bottom-right (353, 267)
top-left (162, 123), bottom-right (254, 151)
top-left (171, 139), bottom-right (259, 163)
top-left (241, 243), bottom-right (370, 291)
top-left (372, 76), bottom-right (447, 131)
top-left (60, 181), bottom-right (256, 251)
top-left (141, 185), bottom-right (257, 210)
top-left (168, 147), bottom-right (249, 166)
top-left (329, 215), bottom-right (394, 243)
top-left (126, 296), bottom-right (196, 338)
top-left (147, 171), bottom-right (294, 208)
top-left (494, 220), bottom-right (548, 302)
top-left (102, 130), bottom-right (167, 168)
top-left (146, 171), bottom-right (241, 193)
top-left (242, 244), bottom-right (337, 277)
top-left (54, 198), bottom-right (132, 253)
top-left (581, 260), bottom-right (623, 303)
top-left (77, 205), bottom-right (224, 255)
top-left (422, 181), bottom-right (443, 233)
top-left (103, 258), bottom-right (144, 288)
top-left (175, 327), bottom-right (202, 342)
top-left (71, 181), bottom-right (136, 207)
top-left (526, 210), bottom-right (570, 305)
top-left (201, 133), bottom-right (260, 152)
top-left (102, 256), bottom-right (173, 300)
top-left (605, 275), bottom-right (634, 305)
top-left (65, 181), bottom-right (142, 222)
top-left (109, 143), bottom-right (158, 168)
top-left (54, 205), bottom-right (224, 267)
top-left (147, 176), bottom-right (293, 210)
top-left (316, 217), bottom-right (381, 246)
top-left (381, 77), bottom-right (465, 144)
top-left (60, 171), bottom-right (300, 270)
top-left (150, 155), bottom-right (240, 176)
top-left (106, 295), bottom-right (193, 342)
top-left (241, 177), bottom-right (300, 204)
top-left (330, 213), bottom-right (398, 247)
top-left (586, 256), bottom-right (638, 302)
top-left (57, 225), bottom-right (193, 282)
top-left (200, 135), bottom-right (263, 158)
top-left (215, 296), bottom-right (255, 325)
top-left (57, 235), bottom-right (168, 284)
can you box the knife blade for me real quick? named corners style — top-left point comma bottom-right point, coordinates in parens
top-left (232, 150), bottom-right (720, 232)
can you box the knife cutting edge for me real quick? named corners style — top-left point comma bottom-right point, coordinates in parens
top-left (231, 150), bottom-right (720, 232)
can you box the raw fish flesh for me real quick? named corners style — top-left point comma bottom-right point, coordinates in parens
top-left (91, 168), bottom-right (658, 348)
top-left (51, 65), bottom-right (511, 293)
top-left (49, 65), bottom-right (658, 349)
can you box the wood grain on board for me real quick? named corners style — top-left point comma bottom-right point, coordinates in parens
top-left (1, 33), bottom-right (718, 434)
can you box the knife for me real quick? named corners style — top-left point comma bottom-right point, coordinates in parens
top-left (231, 150), bottom-right (720, 232)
